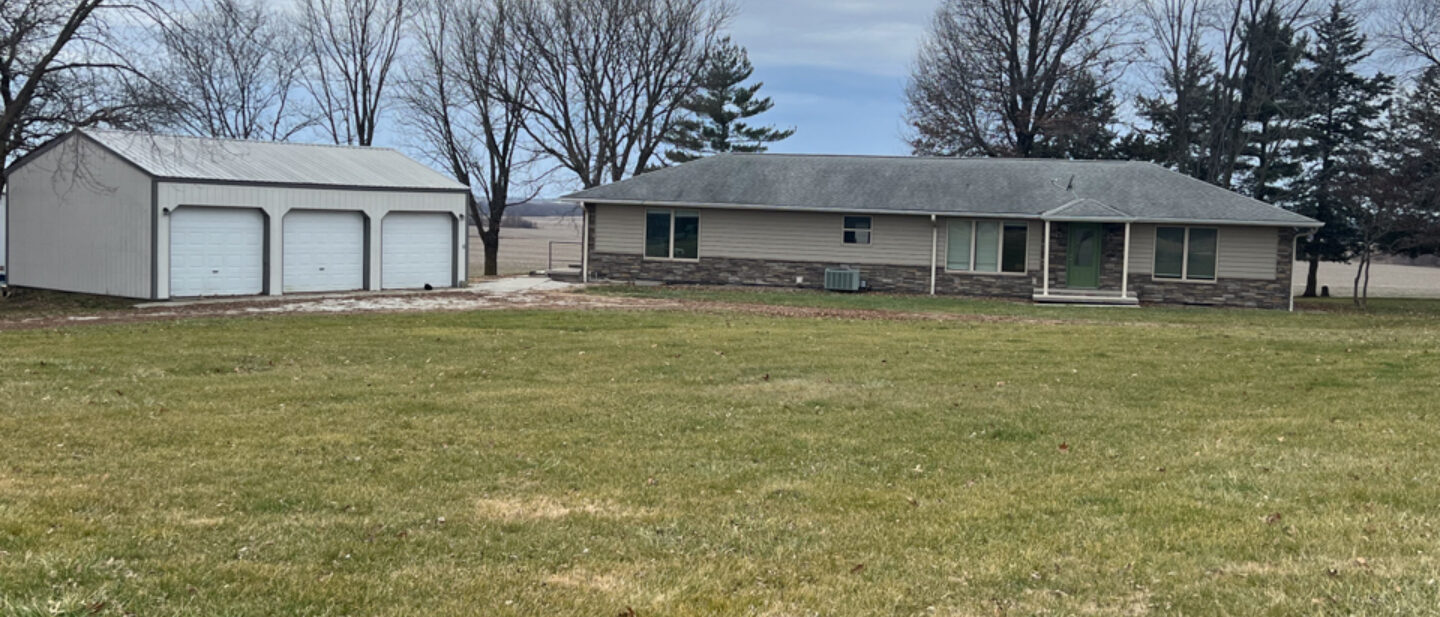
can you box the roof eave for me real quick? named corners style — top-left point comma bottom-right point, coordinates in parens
top-left (566, 197), bottom-right (1324, 228)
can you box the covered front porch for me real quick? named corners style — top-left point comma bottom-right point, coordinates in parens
top-left (1033, 200), bottom-right (1139, 306)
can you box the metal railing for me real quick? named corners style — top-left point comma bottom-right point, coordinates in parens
top-left (548, 241), bottom-right (583, 272)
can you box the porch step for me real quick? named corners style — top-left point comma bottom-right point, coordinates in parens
top-left (1032, 289), bottom-right (1140, 306)
top-left (533, 268), bottom-right (583, 283)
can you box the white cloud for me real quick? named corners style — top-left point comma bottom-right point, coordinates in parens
top-left (729, 0), bottom-right (935, 77)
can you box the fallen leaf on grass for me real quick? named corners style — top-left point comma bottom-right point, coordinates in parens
top-left (850, 563), bottom-right (865, 574)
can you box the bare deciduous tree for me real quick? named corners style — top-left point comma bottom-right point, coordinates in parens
top-left (298, 0), bottom-right (406, 145)
top-left (400, 0), bottom-right (539, 275)
top-left (904, 0), bottom-right (1130, 158)
top-left (1, 0), bottom-right (163, 179)
top-left (1386, 0), bottom-right (1440, 69)
top-left (509, 0), bottom-right (733, 188)
top-left (154, 0), bottom-right (314, 140)
top-left (1197, 0), bottom-right (1311, 187)
top-left (1136, 0), bottom-right (1216, 176)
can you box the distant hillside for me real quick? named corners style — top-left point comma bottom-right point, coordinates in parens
top-left (488, 200), bottom-right (581, 218)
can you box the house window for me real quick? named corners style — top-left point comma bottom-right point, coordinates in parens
top-left (1154, 226), bottom-right (1217, 281)
top-left (946, 219), bottom-right (1028, 274)
top-left (645, 209), bottom-right (700, 260)
top-left (843, 216), bottom-right (872, 245)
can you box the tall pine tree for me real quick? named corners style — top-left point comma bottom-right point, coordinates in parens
top-left (1235, 8), bottom-right (1307, 205)
top-left (1032, 71), bottom-right (1124, 159)
top-left (1292, 0), bottom-right (1393, 297)
top-left (664, 38), bottom-right (794, 164)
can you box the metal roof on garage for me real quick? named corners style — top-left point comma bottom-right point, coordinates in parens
top-left (11, 129), bottom-right (470, 193)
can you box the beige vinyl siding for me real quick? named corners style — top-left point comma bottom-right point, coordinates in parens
top-left (594, 204), bottom-right (646, 254)
top-left (939, 219), bottom-right (1042, 272)
top-left (1128, 224), bottom-right (1277, 280)
top-left (1129, 224), bottom-right (1156, 274)
top-left (1215, 226), bottom-right (1279, 279)
top-left (8, 135), bottom-right (154, 298)
top-left (595, 204), bottom-right (933, 266)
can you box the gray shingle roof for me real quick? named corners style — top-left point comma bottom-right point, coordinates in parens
top-left (563, 154), bottom-right (1321, 227)
top-left (79, 129), bottom-right (468, 192)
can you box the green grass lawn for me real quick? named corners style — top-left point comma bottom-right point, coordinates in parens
top-left (2, 295), bottom-right (1439, 615)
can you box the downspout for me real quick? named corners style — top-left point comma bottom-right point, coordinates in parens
top-left (581, 203), bottom-right (590, 283)
top-left (929, 214), bottom-right (937, 295)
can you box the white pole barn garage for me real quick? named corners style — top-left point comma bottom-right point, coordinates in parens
top-left (3, 130), bottom-right (469, 299)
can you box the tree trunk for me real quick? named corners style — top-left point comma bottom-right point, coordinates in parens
top-left (1303, 255), bottom-right (1320, 297)
top-left (480, 226), bottom-right (501, 277)
top-left (1352, 250), bottom-right (1365, 308)
top-left (1362, 253), bottom-right (1372, 309)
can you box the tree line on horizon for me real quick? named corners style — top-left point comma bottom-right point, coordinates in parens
top-left (906, 0), bottom-right (1440, 302)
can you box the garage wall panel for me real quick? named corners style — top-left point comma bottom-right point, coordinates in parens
top-left (7, 135), bottom-right (154, 298)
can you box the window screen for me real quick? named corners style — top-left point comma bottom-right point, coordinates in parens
top-left (1154, 227), bottom-right (1186, 279)
top-left (843, 216), bottom-right (872, 244)
top-left (672, 211), bottom-right (700, 259)
top-left (645, 210), bottom-right (672, 258)
top-left (946, 220), bottom-right (972, 270)
top-left (1187, 228), bottom-right (1217, 280)
top-left (974, 221), bottom-right (1000, 272)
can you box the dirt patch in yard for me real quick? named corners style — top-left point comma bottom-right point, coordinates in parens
top-left (0, 280), bottom-right (1076, 331)
top-left (474, 495), bottom-right (651, 522)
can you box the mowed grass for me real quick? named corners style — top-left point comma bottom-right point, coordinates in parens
top-left (2, 297), bottom-right (1440, 616)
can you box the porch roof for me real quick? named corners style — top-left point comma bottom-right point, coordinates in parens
top-left (1040, 198), bottom-right (1135, 222)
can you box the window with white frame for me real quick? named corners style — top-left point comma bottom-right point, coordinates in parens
top-left (843, 216), bottom-right (872, 245)
top-left (947, 219), bottom-right (1028, 273)
top-left (1154, 226), bottom-right (1217, 281)
top-left (645, 209), bottom-right (700, 260)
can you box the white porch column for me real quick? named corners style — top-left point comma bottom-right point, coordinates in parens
top-left (1121, 222), bottom-right (1132, 298)
top-left (929, 215), bottom-right (937, 295)
top-left (1042, 220), bottom-right (1051, 297)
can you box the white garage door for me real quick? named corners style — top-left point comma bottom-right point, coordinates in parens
top-left (382, 212), bottom-right (453, 290)
top-left (283, 211), bottom-right (365, 293)
top-left (170, 207), bottom-right (265, 297)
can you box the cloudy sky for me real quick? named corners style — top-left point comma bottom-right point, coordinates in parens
top-left (727, 0), bottom-right (937, 156)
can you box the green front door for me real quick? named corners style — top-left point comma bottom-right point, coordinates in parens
top-left (1066, 223), bottom-right (1102, 289)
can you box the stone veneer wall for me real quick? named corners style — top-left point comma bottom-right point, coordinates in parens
top-left (1046, 222), bottom-right (1127, 290)
top-left (587, 252), bottom-right (1037, 298)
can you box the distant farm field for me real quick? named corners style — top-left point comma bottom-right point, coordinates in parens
top-left (2, 296), bottom-right (1439, 616)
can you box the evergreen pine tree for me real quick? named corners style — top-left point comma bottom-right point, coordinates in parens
top-left (1383, 68), bottom-right (1440, 254)
top-left (1292, 0), bottom-right (1394, 297)
top-left (1234, 8), bottom-right (1307, 205)
top-left (1135, 45), bottom-right (1216, 178)
top-left (664, 38), bottom-right (795, 164)
top-left (1033, 71), bottom-right (1124, 159)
